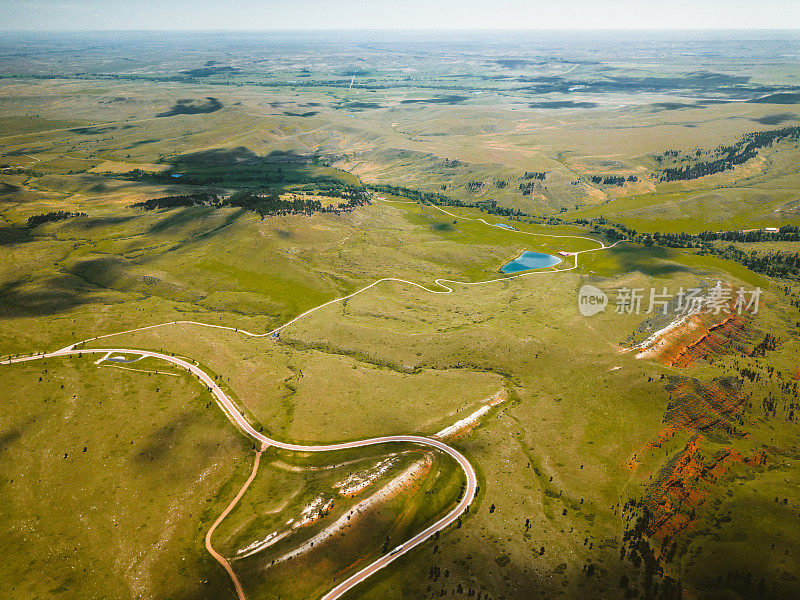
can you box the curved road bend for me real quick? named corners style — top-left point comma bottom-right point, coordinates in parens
top-left (1, 347), bottom-right (477, 600)
top-left (205, 445), bottom-right (266, 600)
top-left (2, 208), bottom-right (620, 598)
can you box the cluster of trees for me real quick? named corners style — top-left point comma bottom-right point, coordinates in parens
top-left (120, 166), bottom-right (352, 190)
top-left (739, 367), bottom-right (761, 383)
top-left (589, 225), bottom-right (628, 242)
top-left (659, 125), bottom-right (800, 181)
top-left (664, 236), bottom-right (800, 280)
top-left (474, 199), bottom-right (529, 218)
top-left (629, 227), bottom-right (799, 248)
top-left (131, 193), bottom-right (221, 210)
top-left (368, 183), bottom-right (459, 206)
top-left (695, 226), bottom-right (799, 243)
top-left (131, 188), bottom-right (369, 219)
top-left (518, 181), bottom-right (541, 195)
top-left (783, 284), bottom-right (800, 311)
top-left (309, 186), bottom-right (366, 199)
top-left (589, 174), bottom-right (638, 185)
top-left (521, 171), bottom-right (546, 180)
top-left (224, 189), bottom-right (369, 218)
top-left (26, 211), bottom-right (87, 228)
top-left (440, 158), bottom-right (463, 167)
top-left (226, 190), bottom-right (321, 215)
top-left (577, 217), bottom-right (799, 280)
top-left (751, 334), bottom-right (780, 358)
top-left (466, 181), bottom-right (484, 192)
top-left (661, 151), bottom-right (754, 181)
top-left (732, 358), bottom-right (797, 424)
top-left (620, 501), bottom-right (682, 600)
top-left (370, 183), bottom-right (538, 220)
top-left (635, 231), bottom-right (799, 280)
top-left (706, 245), bottom-right (800, 280)
top-left (2, 167), bottom-right (42, 177)
top-left (575, 216), bottom-right (632, 242)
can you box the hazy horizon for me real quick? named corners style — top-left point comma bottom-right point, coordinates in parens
top-left (2, 0), bottom-right (800, 32)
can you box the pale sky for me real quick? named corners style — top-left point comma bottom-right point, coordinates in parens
top-left (2, 0), bottom-right (800, 31)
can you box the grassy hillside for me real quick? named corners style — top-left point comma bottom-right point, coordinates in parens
top-left (3, 34), bottom-right (800, 600)
top-left (0, 355), bottom-right (249, 599)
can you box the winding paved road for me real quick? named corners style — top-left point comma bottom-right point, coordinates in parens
top-left (1, 205), bottom-right (619, 599)
top-left (1, 346), bottom-right (478, 600)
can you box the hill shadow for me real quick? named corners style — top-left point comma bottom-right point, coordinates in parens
top-left (169, 146), bottom-right (260, 166)
top-left (157, 97), bottom-right (223, 118)
top-left (607, 244), bottom-right (691, 277)
top-left (0, 226), bottom-right (32, 245)
top-left (0, 275), bottom-right (94, 318)
top-left (751, 112), bottom-right (797, 125)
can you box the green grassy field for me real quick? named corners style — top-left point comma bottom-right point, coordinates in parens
top-left (3, 36), bottom-right (800, 600)
top-left (0, 355), bottom-right (250, 600)
top-left (3, 182), bottom-right (799, 599)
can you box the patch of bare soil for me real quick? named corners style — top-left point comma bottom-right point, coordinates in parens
top-left (637, 309), bottom-right (751, 368)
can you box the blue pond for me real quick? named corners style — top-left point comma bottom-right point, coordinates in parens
top-left (494, 223), bottom-right (516, 231)
top-left (501, 251), bottom-right (562, 274)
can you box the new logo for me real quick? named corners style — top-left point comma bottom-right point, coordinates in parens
top-left (578, 285), bottom-right (608, 317)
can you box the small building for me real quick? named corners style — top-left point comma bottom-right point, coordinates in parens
top-left (558, 251), bottom-right (574, 257)
top-left (765, 227), bottom-right (780, 233)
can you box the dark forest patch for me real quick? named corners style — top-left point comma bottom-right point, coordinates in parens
top-left (27, 211), bottom-right (87, 228)
top-left (75, 216), bottom-right (137, 229)
top-left (657, 125), bottom-right (800, 182)
top-left (132, 193), bottom-right (219, 211)
top-left (99, 96), bottom-right (134, 104)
